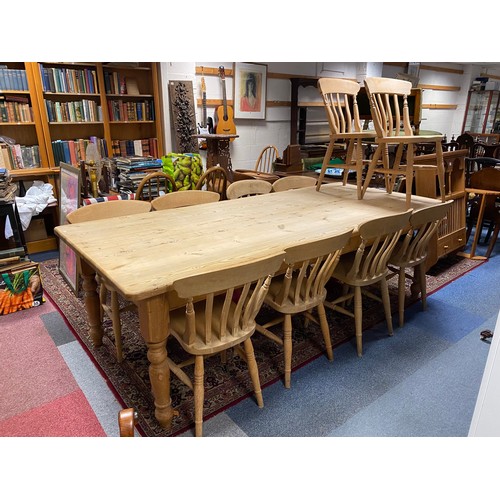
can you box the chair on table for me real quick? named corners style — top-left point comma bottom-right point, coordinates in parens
top-left (255, 230), bottom-right (353, 388)
top-left (226, 179), bottom-right (272, 199)
top-left (254, 145), bottom-right (279, 174)
top-left (271, 175), bottom-right (317, 192)
top-left (362, 77), bottom-right (446, 208)
top-left (66, 200), bottom-right (152, 362)
top-left (166, 252), bottom-right (285, 437)
top-left (135, 171), bottom-right (177, 201)
top-left (195, 165), bottom-right (229, 200)
top-left (324, 209), bottom-right (413, 357)
top-left (387, 201), bottom-right (453, 327)
top-left (466, 167), bottom-right (500, 259)
top-left (316, 78), bottom-right (376, 198)
top-left (151, 190), bottom-right (220, 210)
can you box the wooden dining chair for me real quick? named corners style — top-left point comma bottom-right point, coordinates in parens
top-left (194, 165), bottom-right (229, 200)
top-left (324, 209), bottom-right (413, 357)
top-left (316, 78), bottom-right (376, 198)
top-left (66, 200), bottom-right (152, 362)
top-left (387, 201), bottom-right (453, 327)
top-left (255, 230), bottom-right (353, 388)
top-left (271, 175), bottom-right (317, 192)
top-left (226, 179), bottom-right (272, 199)
top-left (150, 190), bottom-right (220, 210)
top-left (362, 77), bottom-right (446, 208)
top-left (166, 252), bottom-right (285, 437)
top-left (254, 145), bottom-right (279, 174)
top-left (118, 408), bottom-right (138, 437)
top-left (135, 171), bottom-right (177, 201)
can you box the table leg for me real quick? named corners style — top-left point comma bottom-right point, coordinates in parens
top-left (137, 294), bottom-right (178, 429)
top-left (80, 259), bottom-right (104, 347)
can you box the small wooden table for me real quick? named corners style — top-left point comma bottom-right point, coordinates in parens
top-left (193, 133), bottom-right (238, 182)
top-left (55, 184), bottom-right (439, 428)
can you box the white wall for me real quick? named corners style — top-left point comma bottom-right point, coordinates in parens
top-left (159, 62), bottom-right (500, 169)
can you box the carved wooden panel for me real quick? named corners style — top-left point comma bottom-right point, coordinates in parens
top-left (168, 80), bottom-right (198, 153)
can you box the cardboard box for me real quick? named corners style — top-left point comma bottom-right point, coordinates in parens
top-left (0, 261), bottom-right (45, 315)
top-left (24, 218), bottom-right (48, 242)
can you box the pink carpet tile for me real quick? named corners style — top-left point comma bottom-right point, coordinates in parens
top-left (0, 300), bottom-right (105, 436)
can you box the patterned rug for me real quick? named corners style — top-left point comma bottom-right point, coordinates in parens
top-left (39, 253), bottom-right (484, 437)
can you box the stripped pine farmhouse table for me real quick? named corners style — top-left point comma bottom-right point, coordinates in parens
top-left (55, 183), bottom-right (439, 428)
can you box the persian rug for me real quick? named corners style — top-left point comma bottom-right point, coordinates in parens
top-left (39, 253), bottom-right (484, 437)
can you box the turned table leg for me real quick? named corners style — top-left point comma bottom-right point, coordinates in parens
top-left (80, 259), bottom-right (104, 347)
top-left (138, 294), bottom-right (178, 429)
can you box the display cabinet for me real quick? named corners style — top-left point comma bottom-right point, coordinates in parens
top-left (462, 90), bottom-right (500, 136)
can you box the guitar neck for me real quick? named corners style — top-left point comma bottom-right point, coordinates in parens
top-left (221, 81), bottom-right (228, 120)
top-left (202, 91), bottom-right (207, 128)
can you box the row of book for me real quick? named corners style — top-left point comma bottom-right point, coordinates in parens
top-left (110, 138), bottom-right (159, 159)
top-left (0, 67), bottom-right (29, 91)
top-left (103, 71), bottom-right (141, 96)
top-left (0, 143), bottom-right (40, 169)
top-left (44, 99), bottom-right (102, 123)
top-left (51, 138), bottom-right (108, 167)
top-left (107, 99), bottom-right (155, 122)
top-left (0, 96), bottom-right (33, 123)
top-left (39, 64), bottom-right (98, 94)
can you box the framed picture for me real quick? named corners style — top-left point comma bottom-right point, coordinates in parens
top-left (59, 240), bottom-right (79, 295)
top-left (233, 62), bottom-right (267, 120)
top-left (59, 162), bottom-right (81, 294)
top-left (59, 162), bottom-right (81, 226)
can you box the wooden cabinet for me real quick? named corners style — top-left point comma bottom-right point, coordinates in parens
top-left (414, 149), bottom-right (468, 267)
top-left (462, 90), bottom-right (500, 135)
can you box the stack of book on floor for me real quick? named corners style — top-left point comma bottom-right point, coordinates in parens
top-left (114, 156), bottom-right (162, 195)
top-left (0, 168), bottom-right (16, 202)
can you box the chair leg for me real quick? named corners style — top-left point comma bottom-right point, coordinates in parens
top-left (111, 291), bottom-right (123, 363)
top-left (283, 314), bottom-right (293, 388)
top-left (361, 144), bottom-right (382, 197)
top-left (193, 355), bottom-right (204, 437)
top-left (398, 267), bottom-right (406, 327)
top-left (354, 286), bottom-right (363, 357)
top-left (243, 338), bottom-right (264, 407)
top-left (416, 263), bottom-right (427, 311)
top-left (380, 278), bottom-right (394, 336)
top-left (316, 138), bottom-right (336, 191)
top-left (317, 303), bottom-right (333, 361)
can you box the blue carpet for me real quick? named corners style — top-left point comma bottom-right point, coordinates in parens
top-left (195, 251), bottom-right (500, 438)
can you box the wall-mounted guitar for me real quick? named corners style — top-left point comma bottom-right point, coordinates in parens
top-left (215, 66), bottom-right (236, 141)
top-left (197, 75), bottom-right (213, 150)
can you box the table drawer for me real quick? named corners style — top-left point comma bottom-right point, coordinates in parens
top-left (437, 228), bottom-right (466, 256)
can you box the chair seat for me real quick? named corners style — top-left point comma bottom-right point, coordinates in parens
top-left (375, 134), bottom-right (443, 144)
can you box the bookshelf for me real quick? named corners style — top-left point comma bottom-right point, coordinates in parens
top-left (0, 62), bottom-right (49, 169)
top-left (29, 61), bottom-right (165, 167)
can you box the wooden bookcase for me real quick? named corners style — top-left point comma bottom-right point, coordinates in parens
top-left (28, 62), bottom-right (165, 165)
top-left (0, 62), bottom-right (49, 168)
top-left (1, 62), bottom-right (165, 255)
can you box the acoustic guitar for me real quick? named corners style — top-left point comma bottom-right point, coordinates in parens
top-left (197, 76), bottom-right (213, 150)
top-left (215, 66), bottom-right (236, 141)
